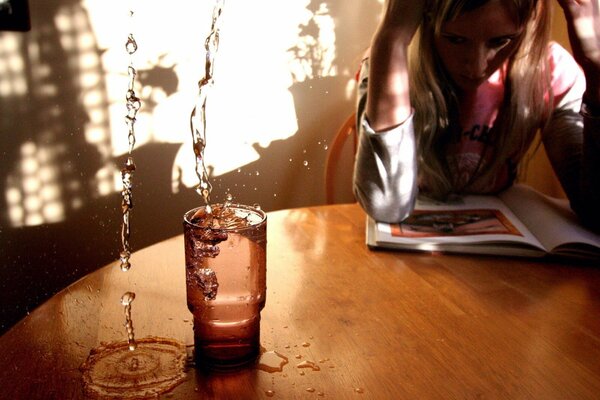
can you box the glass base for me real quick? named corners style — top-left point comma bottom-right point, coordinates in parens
top-left (194, 336), bottom-right (260, 372)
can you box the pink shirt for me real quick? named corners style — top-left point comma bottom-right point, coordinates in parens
top-left (445, 42), bottom-right (582, 193)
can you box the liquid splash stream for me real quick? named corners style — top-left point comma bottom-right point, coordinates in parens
top-left (119, 14), bottom-right (141, 272)
top-left (119, 7), bottom-right (140, 350)
top-left (190, 0), bottom-right (226, 211)
top-left (121, 292), bottom-right (136, 351)
top-left (81, 6), bottom-right (188, 399)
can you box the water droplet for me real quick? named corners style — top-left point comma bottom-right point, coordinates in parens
top-left (125, 34), bottom-right (138, 54)
top-left (303, 161), bottom-right (309, 167)
top-left (324, 145), bottom-right (329, 150)
top-left (302, 342), bottom-right (310, 347)
top-left (296, 360), bottom-right (320, 371)
top-left (354, 387), bottom-right (365, 394)
top-left (121, 292), bottom-right (135, 306)
top-left (294, 354), bottom-right (302, 359)
top-left (306, 388), bottom-right (316, 393)
top-left (265, 390), bottom-right (275, 397)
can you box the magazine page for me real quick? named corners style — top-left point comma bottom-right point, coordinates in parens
top-left (499, 185), bottom-right (600, 256)
top-left (373, 193), bottom-right (545, 251)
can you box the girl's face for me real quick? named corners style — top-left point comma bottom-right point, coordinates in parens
top-left (434, 0), bottom-right (525, 93)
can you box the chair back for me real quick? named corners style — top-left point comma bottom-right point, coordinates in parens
top-left (324, 112), bottom-right (357, 204)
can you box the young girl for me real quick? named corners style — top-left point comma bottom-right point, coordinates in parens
top-left (353, 0), bottom-right (600, 231)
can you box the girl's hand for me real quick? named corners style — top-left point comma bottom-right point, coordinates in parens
top-left (557, 0), bottom-right (600, 92)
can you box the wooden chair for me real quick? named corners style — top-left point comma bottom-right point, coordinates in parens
top-left (324, 112), bottom-right (358, 204)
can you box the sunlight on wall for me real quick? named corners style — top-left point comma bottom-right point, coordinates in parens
top-left (0, 34), bottom-right (26, 96)
top-left (3, 2), bottom-right (111, 227)
top-left (288, 2), bottom-right (337, 82)
top-left (6, 142), bottom-right (65, 227)
top-left (85, 0), bottom-right (339, 192)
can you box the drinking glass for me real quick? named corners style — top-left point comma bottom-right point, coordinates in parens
top-left (183, 204), bottom-right (267, 370)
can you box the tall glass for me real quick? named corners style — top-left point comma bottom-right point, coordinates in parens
top-left (183, 204), bottom-right (267, 371)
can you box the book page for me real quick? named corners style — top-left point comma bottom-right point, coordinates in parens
top-left (374, 193), bottom-right (544, 250)
top-left (499, 185), bottom-right (600, 254)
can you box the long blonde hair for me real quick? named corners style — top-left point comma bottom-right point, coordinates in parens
top-left (408, 0), bottom-right (553, 199)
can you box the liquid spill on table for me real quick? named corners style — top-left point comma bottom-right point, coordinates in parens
top-left (80, 338), bottom-right (186, 398)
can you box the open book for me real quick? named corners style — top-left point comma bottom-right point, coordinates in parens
top-left (367, 184), bottom-right (600, 260)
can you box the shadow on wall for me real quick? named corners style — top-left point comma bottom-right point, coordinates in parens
top-left (0, 0), bottom-right (381, 333)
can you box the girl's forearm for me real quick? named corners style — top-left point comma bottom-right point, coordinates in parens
top-left (366, 28), bottom-right (413, 132)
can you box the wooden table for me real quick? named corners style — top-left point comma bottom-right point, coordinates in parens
top-left (1, 203), bottom-right (600, 399)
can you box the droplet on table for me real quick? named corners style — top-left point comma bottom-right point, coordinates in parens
top-left (256, 351), bottom-right (289, 373)
top-left (296, 360), bottom-right (320, 371)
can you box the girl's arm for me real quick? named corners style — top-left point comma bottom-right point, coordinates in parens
top-left (549, 1), bottom-right (600, 230)
top-left (353, 1), bottom-right (425, 222)
top-left (556, 0), bottom-right (600, 105)
top-left (366, 0), bottom-right (424, 130)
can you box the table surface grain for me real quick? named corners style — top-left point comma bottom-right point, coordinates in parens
top-left (1, 203), bottom-right (600, 399)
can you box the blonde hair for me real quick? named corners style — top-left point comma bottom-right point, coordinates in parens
top-left (408, 0), bottom-right (553, 199)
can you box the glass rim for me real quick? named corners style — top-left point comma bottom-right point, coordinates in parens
top-left (183, 203), bottom-right (266, 231)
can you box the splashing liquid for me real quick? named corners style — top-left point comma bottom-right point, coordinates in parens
top-left (80, 338), bottom-right (187, 399)
top-left (119, 30), bottom-right (141, 272)
top-left (184, 0), bottom-right (269, 371)
top-left (190, 0), bottom-right (226, 212)
top-left (82, 9), bottom-right (186, 398)
top-left (185, 2), bottom-right (228, 303)
top-left (121, 292), bottom-right (137, 351)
